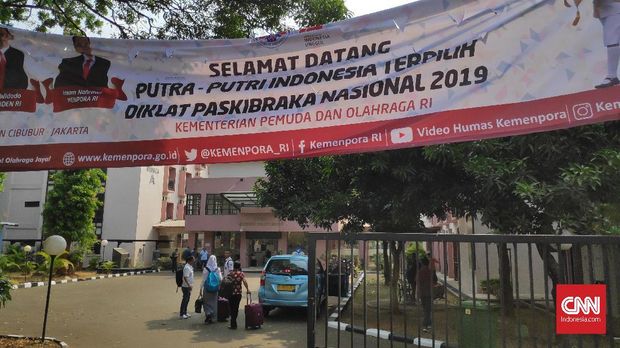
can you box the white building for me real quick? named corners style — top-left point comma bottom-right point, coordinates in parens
top-left (0, 164), bottom-right (206, 267)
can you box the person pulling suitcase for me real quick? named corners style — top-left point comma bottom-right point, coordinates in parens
top-left (245, 292), bottom-right (263, 330)
top-left (227, 261), bottom-right (250, 329)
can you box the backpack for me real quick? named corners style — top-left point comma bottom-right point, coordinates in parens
top-left (219, 275), bottom-right (234, 299)
top-left (175, 268), bottom-right (184, 288)
top-left (205, 270), bottom-right (220, 293)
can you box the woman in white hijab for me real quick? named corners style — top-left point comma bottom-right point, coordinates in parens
top-left (200, 254), bottom-right (222, 323)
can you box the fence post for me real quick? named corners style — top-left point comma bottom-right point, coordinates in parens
top-left (307, 233), bottom-right (317, 348)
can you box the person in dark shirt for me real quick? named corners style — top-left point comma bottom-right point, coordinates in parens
top-left (0, 27), bottom-right (28, 90)
top-left (405, 253), bottom-right (417, 303)
top-left (54, 36), bottom-right (110, 88)
top-left (227, 261), bottom-right (250, 329)
top-left (182, 246), bottom-right (192, 261)
top-left (170, 249), bottom-right (179, 272)
top-left (416, 257), bottom-right (433, 331)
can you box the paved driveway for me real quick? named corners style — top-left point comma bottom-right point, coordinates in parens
top-left (0, 272), bottom-right (308, 347)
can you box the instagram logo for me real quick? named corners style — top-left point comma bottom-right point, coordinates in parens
top-left (572, 103), bottom-right (594, 120)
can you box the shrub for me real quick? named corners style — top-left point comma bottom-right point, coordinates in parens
top-left (405, 242), bottom-right (427, 262)
top-left (0, 273), bottom-right (12, 308)
top-left (5, 244), bottom-right (26, 264)
top-left (0, 255), bottom-right (8, 273)
top-left (36, 251), bottom-right (75, 275)
top-left (67, 250), bottom-right (85, 270)
top-left (18, 261), bottom-right (37, 282)
top-left (88, 257), bottom-right (100, 271)
top-left (101, 261), bottom-right (116, 274)
top-left (480, 278), bottom-right (501, 297)
top-left (154, 257), bottom-right (172, 270)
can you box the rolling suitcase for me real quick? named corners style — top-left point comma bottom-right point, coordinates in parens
top-left (217, 297), bottom-right (230, 322)
top-left (244, 293), bottom-right (263, 329)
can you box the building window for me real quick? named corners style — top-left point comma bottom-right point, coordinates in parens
top-left (168, 167), bottom-right (176, 191)
top-left (166, 202), bottom-right (174, 220)
top-left (185, 194), bottom-right (201, 216)
top-left (205, 194), bottom-right (239, 215)
top-left (24, 201), bottom-right (40, 207)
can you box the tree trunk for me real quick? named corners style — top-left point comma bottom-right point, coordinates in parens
top-left (498, 243), bottom-right (515, 316)
top-left (536, 243), bottom-right (560, 305)
top-left (389, 241), bottom-right (404, 314)
top-left (382, 241), bottom-right (391, 285)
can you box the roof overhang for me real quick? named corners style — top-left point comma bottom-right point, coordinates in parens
top-left (221, 191), bottom-right (259, 208)
top-left (153, 220), bottom-right (185, 229)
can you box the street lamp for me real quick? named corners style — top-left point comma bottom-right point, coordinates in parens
top-left (101, 239), bottom-right (109, 261)
top-left (0, 222), bottom-right (19, 255)
top-left (24, 245), bottom-right (32, 261)
top-left (41, 235), bottom-right (66, 343)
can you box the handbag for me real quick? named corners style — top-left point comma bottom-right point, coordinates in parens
top-left (194, 296), bottom-right (203, 313)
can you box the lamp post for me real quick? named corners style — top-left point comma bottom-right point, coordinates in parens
top-left (41, 235), bottom-right (66, 343)
top-left (0, 222), bottom-right (19, 255)
top-left (101, 239), bottom-right (108, 262)
top-left (24, 245), bottom-right (32, 261)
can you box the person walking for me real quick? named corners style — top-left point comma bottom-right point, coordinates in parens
top-left (223, 250), bottom-right (234, 277)
top-left (179, 256), bottom-right (195, 319)
top-left (416, 257), bottom-right (433, 332)
top-left (182, 246), bottom-right (192, 261)
top-left (405, 253), bottom-right (417, 304)
top-left (199, 246), bottom-right (209, 270)
top-left (200, 254), bottom-right (222, 324)
top-left (227, 261), bottom-right (250, 329)
top-left (170, 248), bottom-right (178, 273)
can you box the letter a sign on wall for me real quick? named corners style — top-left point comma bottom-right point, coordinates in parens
top-left (0, 0), bottom-right (618, 170)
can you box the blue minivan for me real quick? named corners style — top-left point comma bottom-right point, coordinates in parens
top-left (258, 255), bottom-right (326, 316)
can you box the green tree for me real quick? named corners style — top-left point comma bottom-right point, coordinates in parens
top-left (42, 169), bottom-right (106, 249)
top-left (256, 149), bottom-right (464, 312)
top-left (0, 0), bottom-right (350, 39)
top-left (0, 172), bottom-right (5, 191)
top-left (0, 272), bottom-right (11, 309)
top-left (257, 121), bottom-right (620, 316)
top-left (425, 121), bottom-right (620, 312)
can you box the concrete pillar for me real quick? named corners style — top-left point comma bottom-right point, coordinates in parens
top-left (239, 232), bottom-right (248, 267)
top-left (277, 233), bottom-right (288, 255)
top-left (359, 240), bottom-right (367, 265)
top-left (188, 232), bottom-right (197, 250)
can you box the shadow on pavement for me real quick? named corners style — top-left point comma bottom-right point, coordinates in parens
top-left (145, 306), bottom-right (308, 347)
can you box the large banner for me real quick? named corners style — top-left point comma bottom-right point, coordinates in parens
top-left (0, 0), bottom-right (619, 171)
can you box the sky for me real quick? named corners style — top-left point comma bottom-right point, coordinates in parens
top-left (345, 0), bottom-right (415, 17)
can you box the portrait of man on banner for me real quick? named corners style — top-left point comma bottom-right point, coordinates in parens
top-left (43, 35), bottom-right (126, 112)
top-left (593, 0), bottom-right (620, 88)
top-left (54, 36), bottom-right (110, 88)
top-left (0, 27), bottom-right (29, 90)
top-left (0, 26), bottom-right (44, 113)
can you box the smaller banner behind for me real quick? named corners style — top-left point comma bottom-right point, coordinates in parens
top-left (0, 0), bottom-right (619, 171)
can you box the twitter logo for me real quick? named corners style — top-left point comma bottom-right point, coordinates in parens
top-left (185, 148), bottom-right (197, 161)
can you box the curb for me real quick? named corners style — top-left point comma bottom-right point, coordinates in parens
top-left (326, 271), bottom-right (449, 348)
top-left (1, 334), bottom-right (69, 347)
top-left (11, 270), bottom-right (160, 290)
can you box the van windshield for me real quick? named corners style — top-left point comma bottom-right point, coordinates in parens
top-left (266, 259), bottom-right (308, 276)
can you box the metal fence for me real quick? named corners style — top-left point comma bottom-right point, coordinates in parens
top-left (307, 233), bottom-right (620, 348)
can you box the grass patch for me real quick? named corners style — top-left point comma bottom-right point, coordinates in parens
top-left (338, 274), bottom-right (610, 347)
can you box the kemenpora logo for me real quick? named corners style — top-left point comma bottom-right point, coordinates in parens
top-left (556, 284), bottom-right (606, 335)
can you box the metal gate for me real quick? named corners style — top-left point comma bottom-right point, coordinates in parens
top-left (307, 233), bottom-right (620, 348)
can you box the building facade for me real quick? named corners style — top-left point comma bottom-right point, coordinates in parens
top-left (183, 162), bottom-right (336, 268)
